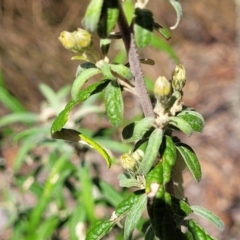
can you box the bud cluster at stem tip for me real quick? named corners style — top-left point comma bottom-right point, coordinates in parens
top-left (58, 28), bottom-right (92, 53)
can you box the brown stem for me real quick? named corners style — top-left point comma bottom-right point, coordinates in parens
top-left (117, 1), bottom-right (154, 117)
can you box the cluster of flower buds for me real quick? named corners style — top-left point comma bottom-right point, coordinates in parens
top-left (58, 28), bottom-right (92, 53)
top-left (154, 64), bottom-right (186, 111)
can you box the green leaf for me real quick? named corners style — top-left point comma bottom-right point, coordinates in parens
top-left (0, 86), bottom-right (26, 112)
top-left (138, 128), bottom-right (163, 175)
top-left (162, 136), bottom-right (177, 167)
top-left (36, 216), bottom-right (59, 240)
top-left (176, 144), bottom-right (201, 182)
top-left (104, 80), bottom-right (123, 127)
top-left (150, 34), bottom-right (179, 62)
top-left (51, 79), bottom-right (110, 133)
top-left (191, 206), bottom-right (224, 231)
top-left (76, 62), bottom-right (96, 77)
top-left (188, 220), bottom-right (216, 240)
top-left (99, 179), bottom-right (124, 207)
top-left (169, 0), bottom-right (183, 30)
top-left (100, 38), bottom-right (111, 56)
top-left (109, 63), bottom-right (133, 81)
top-left (145, 162), bottom-right (163, 193)
top-left (52, 128), bottom-right (112, 168)
top-left (82, 0), bottom-right (104, 32)
top-left (177, 110), bottom-right (205, 133)
top-left (78, 164), bottom-right (96, 223)
top-left (27, 156), bottom-right (71, 235)
top-left (154, 22), bottom-right (171, 40)
top-left (169, 116), bottom-right (193, 136)
top-left (97, 0), bottom-right (119, 38)
top-left (71, 67), bottom-right (101, 100)
top-left (86, 219), bottom-right (115, 240)
top-left (122, 117), bottom-right (154, 143)
top-left (118, 174), bottom-right (143, 188)
top-left (134, 8), bottom-right (154, 48)
top-left (0, 112), bottom-right (38, 127)
top-left (115, 190), bottom-right (145, 218)
top-left (124, 193), bottom-right (147, 240)
top-left (96, 59), bottom-right (115, 80)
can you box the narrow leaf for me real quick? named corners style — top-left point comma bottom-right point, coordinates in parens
top-left (52, 128), bottom-right (112, 168)
top-left (86, 220), bottom-right (115, 240)
top-left (0, 86), bottom-right (26, 112)
top-left (97, 0), bottom-right (119, 38)
top-left (0, 112), bottom-right (38, 127)
top-left (82, 0), bottom-right (104, 32)
top-left (188, 220), bottom-right (216, 240)
top-left (109, 63), bottom-right (133, 81)
top-left (51, 79), bottom-right (110, 133)
top-left (134, 8), bottom-right (154, 48)
top-left (169, 0), bottom-right (183, 30)
top-left (122, 117), bottom-right (154, 143)
top-left (104, 81), bottom-right (123, 127)
top-left (154, 22), bottom-right (171, 40)
top-left (71, 67), bottom-right (101, 100)
top-left (78, 164), bottom-right (96, 223)
top-left (191, 206), bottom-right (224, 231)
top-left (124, 193), bottom-right (147, 240)
top-left (138, 128), bottom-right (163, 175)
top-left (177, 110), bottom-right (205, 133)
top-left (115, 190), bottom-right (145, 217)
top-left (169, 116), bottom-right (193, 136)
top-left (176, 144), bottom-right (201, 182)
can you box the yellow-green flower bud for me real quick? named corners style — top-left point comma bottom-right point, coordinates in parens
top-left (73, 28), bottom-right (92, 49)
top-left (58, 28), bottom-right (92, 53)
top-left (171, 64), bottom-right (186, 92)
top-left (120, 153), bottom-right (137, 171)
top-left (58, 31), bottom-right (76, 50)
top-left (154, 76), bottom-right (172, 104)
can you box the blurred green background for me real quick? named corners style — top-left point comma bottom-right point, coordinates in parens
top-left (0, 0), bottom-right (240, 239)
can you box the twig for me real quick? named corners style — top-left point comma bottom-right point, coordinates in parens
top-left (117, 1), bottom-right (154, 117)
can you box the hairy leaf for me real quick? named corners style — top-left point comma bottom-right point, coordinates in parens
top-left (109, 63), bottom-right (134, 81)
top-left (51, 79), bottom-right (110, 133)
top-left (169, 116), bottom-right (193, 136)
top-left (97, 0), bottom-right (119, 38)
top-left (52, 128), bottom-right (112, 168)
top-left (86, 220), bottom-right (115, 240)
top-left (188, 220), bottom-right (216, 240)
top-left (191, 206), bottom-right (224, 231)
top-left (82, 0), bottom-right (104, 32)
top-left (104, 80), bottom-right (123, 127)
top-left (122, 117), bottom-right (154, 143)
top-left (71, 67), bottom-right (101, 100)
top-left (134, 8), bottom-right (154, 48)
top-left (124, 193), bottom-right (147, 240)
top-left (176, 144), bottom-right (201, 182)
top-left (169, 0), bottom-right (183, 30)
top-left (138, 128), bottom-right (163, 175)
top-left (177, 110), bottom-right (205, 133)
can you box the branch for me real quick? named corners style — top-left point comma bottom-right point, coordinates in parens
top-left (117, 1), bottom-right (154, 117)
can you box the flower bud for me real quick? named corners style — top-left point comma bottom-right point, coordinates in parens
top-left (172, 64), bottom-right (186, 92)
top-left (58, 28), bottom-right (92, 53)
top-left (120, 149), bottom-right (144, 172)
top-left (74, 28), bottom-right (92, 50)
top-left (58, 31), bottom-right (76, 50)
top-left (120, 153), bottom-right (137, 171)
top-left (154, 76), bottom-right (172, 104)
